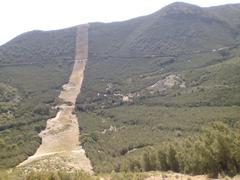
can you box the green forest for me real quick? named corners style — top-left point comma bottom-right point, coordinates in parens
top-left (0, 27), bottom-right (76, 168)
top-left (0, 2), bottom-right (240, 180)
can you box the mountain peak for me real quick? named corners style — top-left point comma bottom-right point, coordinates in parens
top-left (166, 2), bottom-right (200, 7)
top-left (160, 2), bottom-right (204, 16)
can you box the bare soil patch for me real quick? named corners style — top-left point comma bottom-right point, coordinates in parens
top-left (18, 24), bottom-right (93, 174)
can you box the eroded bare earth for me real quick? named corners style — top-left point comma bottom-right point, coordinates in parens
top-left (18, 25), bottom-right (93, 174)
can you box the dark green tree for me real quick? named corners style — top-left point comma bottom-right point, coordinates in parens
top-left (168, 146), bottom-right (179, 172)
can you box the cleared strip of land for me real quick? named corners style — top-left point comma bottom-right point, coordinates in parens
top-left (18, 24), bottom-right (93, 174)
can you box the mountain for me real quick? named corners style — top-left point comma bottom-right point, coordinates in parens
top-left (78, 2), bottom-right (240, 174)
top-left (80, 2), bottom-right (240, 108)
top-left (0, 27), bottom-right (76, 168)
top-left (0, 27), bottom-right (76, 65)
top-left (0, 2), bottom-right (240, 177)
top-left (88, 2), bottom-right (240, 58)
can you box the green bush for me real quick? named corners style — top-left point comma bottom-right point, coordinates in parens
top-left (33, 104), bottom-right (50, 115)
top-left (138, 122), bottom-right (240, 178)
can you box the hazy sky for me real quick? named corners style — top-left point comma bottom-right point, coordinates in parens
top-left (0, 0), bottom-right (239, 45)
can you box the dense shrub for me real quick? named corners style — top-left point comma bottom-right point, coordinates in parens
top-left (33, 104), bottom-right (50, 115)
top-left (26, 171), bottom-right (95, 180)
top-left (139, 122), bottom-right (240, 177)
top-left (0, 64), bottom-right (73, 168)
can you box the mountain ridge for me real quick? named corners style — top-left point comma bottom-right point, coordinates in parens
top-left (0, 2), bottom-right (240, 178)
top-left (1, 2), bottom-right (240, 49)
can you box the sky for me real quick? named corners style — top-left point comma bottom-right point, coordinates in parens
top-left (0, 0), bottom-right (239, 45)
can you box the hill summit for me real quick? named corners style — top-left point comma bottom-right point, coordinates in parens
top-left (159, 2), bottom-right (204, 16)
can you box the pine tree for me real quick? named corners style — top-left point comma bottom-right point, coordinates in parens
top-left (168, 146), bottom-right (179, 172)
top-left (157, 150), bottom-right (169, 171)
top-left (142, 153), bottom-right (151, 171)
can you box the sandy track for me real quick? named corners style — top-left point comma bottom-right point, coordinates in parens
top-left (18, 24), bottom-right (93, 174)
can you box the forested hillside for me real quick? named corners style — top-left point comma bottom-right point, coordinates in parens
top-left (0, 27), bottom-right (76, 65)
top-left (0, 2), bottom-right (240, 179)
top-left (0, 27), bottom-right (76, 168)
top-left (76, 2), bottom-right (240, 177)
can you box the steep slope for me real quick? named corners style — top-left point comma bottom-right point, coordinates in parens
top-left (18, 25), bottom-right (92, 173)
top-left (0, 1), bottom-right (240, 177)
top-left (207, 3), bottom-right (240, 30)
top-left (76, 2), bottom-right (240, 173)
top-left (0, 27), bottom-right (77, 168)
top-left (0, 27), bottom-right (76, 65)
top-left (89, 2), bottom-right (239, 58)
top-left (79, 2), bottom-right (240, 110)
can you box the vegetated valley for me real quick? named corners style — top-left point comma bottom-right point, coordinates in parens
top-left (1, 2), bottom-right (240, 179)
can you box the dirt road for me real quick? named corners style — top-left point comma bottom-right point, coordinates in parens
top-left (18, 24), bottom-right (93, 174)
